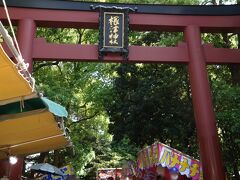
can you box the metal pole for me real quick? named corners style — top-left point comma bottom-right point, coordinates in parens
top-left (185, 25), bottom-right (225, 179)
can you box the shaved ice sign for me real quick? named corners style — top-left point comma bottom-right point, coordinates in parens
top-left (137, 143), bottom-right (202, 179)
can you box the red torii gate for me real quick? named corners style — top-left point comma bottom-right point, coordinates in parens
top-left (0, 0), bottom-right (240, 179)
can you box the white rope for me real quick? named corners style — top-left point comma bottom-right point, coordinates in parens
top-left (0, 21), bottom-right (20, 59)
top-left (0, 0), bottom-right (36, 90)
top-left (0, 21), bottom-right (33, 82)
top-left (2, 0), bottom-right (22, 58)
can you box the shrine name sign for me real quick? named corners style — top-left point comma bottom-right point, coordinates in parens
top-left (97, 6), bottom-right (133, 60)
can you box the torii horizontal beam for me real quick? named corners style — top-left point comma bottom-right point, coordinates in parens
top-left (0, 2), bottom-right (239, 64)
top-left (0, 6), bottom-right (240, 32)
top-left (1, 0), bottom-right (240, 15)
top-left (4, 39), bottom-right (240, 64)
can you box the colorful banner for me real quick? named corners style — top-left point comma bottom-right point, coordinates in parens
top-left (137, 143), bottom-right (202, 180)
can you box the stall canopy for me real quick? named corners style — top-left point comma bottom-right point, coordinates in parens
top-left (0, 42), bottom-right (70, 159)
top-left (0, 44), bottom-right (36, 104)
top-left (0, 97), bottom-right (70, 159)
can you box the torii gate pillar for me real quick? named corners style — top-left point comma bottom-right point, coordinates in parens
top-left (17, 18), bottom-right (36, 73)
top-left (185, 25), bottom-right (225, 179)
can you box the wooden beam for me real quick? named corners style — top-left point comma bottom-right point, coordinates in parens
top-left (203, 44), bottom-right (240, 64)
top-left (32, 38), bottom-right (188, 63)
top-left (25, 38), bottom-right (240, 64)
top-left (0, 7), bottom-right (240, 32)
top-left (1, 0), bottom-right (240, 16)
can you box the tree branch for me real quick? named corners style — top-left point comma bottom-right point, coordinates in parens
top-left (72, 111), bottom-right (99, 123)
top-left (33, 61), bottom-right (59, 72)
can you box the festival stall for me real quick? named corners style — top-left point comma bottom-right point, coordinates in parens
top-left (0, 96), bottom-right (71, 159)
top-left (0, 28), bottom-right (71, 159)
top-left (124, 142), bottom-right (202, 180)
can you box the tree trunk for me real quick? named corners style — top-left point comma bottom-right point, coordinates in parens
top-left (53, 150), bottom-right (60, 167)
top-left (228, 33), bottom-right (240, 85)
top-left (230, 34), bottom-right (240, 179)
top-left (233, 163), bottom-right (240, 180)
top-left (229, 64), bottom-right (240, 85)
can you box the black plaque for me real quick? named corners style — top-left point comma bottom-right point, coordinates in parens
top-left (94, 6), bottom-right (134, 60)
top-left (103, 12), bottom-right (124, 48)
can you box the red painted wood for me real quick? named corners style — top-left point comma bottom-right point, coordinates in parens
top-left (28, 38), bottom-right (240, 64)
top-left (8, 157), bottom-right (24, 180)
top-left (17, 19), bottom-right (36, 73)
top-left (32, 38), bottom-right (188, 63)
top-left (185, 25), bottom-right (225, 179)
top-left (0, 7), bottom-right (240, 32)
top-left (130, 14), bottom-right (240, 32)
top-left (4, 38), bottom-right (240, 64)
top-left (0, 7), bottom-right (99, 29)
top-left (0, 159), bottom-right (8, 178)
top-left (0, 157), bottom-right (24, 180)
top-left (203, 44), bottom-right (240, 64)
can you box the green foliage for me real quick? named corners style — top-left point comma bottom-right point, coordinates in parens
top-left (82, 137), bottom-right (139, 179)
top-left (210, 74), bottom-right (240, 177)
top-left (203, 31), bottom-right (240, 177)
top-left (105, 63), bottom-right (198, 157)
